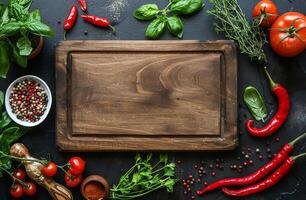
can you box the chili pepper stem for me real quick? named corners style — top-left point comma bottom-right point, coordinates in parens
top-left (292, 153), bottom-right (306, 161)
top-left (109, 25), bottom-right (116, 33)
top-left (289, 132), bottom-right (306, 146)
top-left (64, 31), bottom-right (67, 40)
top-left (264, 67), bottom-right (277, 89)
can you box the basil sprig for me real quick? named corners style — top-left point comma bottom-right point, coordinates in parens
top-left (0, 0), bottom-right (54, 78)
top-left (0, 90), bottom-right (28, 176)
top-left (244, 86), bottom-right (268, 122)
top-left (134, 0), bottom-right (204, 39)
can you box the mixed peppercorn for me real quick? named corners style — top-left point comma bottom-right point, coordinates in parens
top-left (9, 80), bottom-right (48, 123)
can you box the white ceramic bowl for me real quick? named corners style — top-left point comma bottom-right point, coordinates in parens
top-left (5, 75), bottom-right (52, 127)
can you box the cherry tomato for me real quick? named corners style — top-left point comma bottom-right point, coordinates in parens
top-left (68, 157), bottom-right (86, 176)
top-left (252, 0), bottom-right (278, 27)
top-left (64, 171), bottom-right (82, 187)
top-left (270, 12), bottom-right (306, 57)
top-left (10, 184), bottom-right (24, 198)
top-left (13, 169), bottom-right (26, 181)
top-left (23, 182), bottom-right (37, 196)
top-left (41, 162), bottom-right (58, 177)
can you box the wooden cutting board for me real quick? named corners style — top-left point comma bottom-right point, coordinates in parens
top-left (55, 40), bottom-right (238, 151)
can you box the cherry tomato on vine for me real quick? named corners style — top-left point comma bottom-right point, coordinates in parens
top-left (64, 171), bottom-right (82, 187)
top-left (252, 0), bottom-right (278, 27)
top-left (10, 184), bottom-right (24, 198)
top-left (23, 182), bottom-right (37, 196)
top-left (68, 157), bottom-right (86, 176)
top-left (270, 12), bottom-right (306, 57)
top-left (41, 162), bottom-right (58, 177)
top-left (13, 169), bottom-right (26, 181)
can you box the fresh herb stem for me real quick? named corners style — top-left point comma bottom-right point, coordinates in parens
top-left (0, 151), bottom-right (46, 165)
top-left (208, 0), bottom-right (267, 62)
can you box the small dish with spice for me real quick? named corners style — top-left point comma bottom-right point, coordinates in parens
top-left (5, 75), bottom-right (52, 127)
top-left (81, 175), bottom-right (110, 200)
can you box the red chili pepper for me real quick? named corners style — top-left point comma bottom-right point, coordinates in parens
top-left (196, 132), bottom-right (306, 196)
top-left (81, 15), bottom-right (116, 33)
top-left (221, 155), bottom-right (302, 197)
top-left (78, 0), bottom-right (87, 12)
top-left (64, 5), bottom-right (78, 40)
top-left (246, 67), bottom-right (290, 137)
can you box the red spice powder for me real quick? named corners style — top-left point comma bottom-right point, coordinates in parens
top-left (84, 181), bottom-right (105, 200)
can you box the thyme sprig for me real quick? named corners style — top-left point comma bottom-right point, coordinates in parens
top-left (208, 0), bottom-right (267, 63)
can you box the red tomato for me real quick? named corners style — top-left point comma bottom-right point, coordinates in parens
top-left (252, 0), bottom-right (278, 27)
top-left (270, 12), bottom-right (306, 57)
top-left (13, 169), bottom-right (26, 181)
top-left (68, 157), bottom-right (86, 176)
top-left (23, 182), bottom-right (37, 196)
top-left (64, 172), bottom-right (82, 187)
top-left (41, 162), bottom-right (58, 177)
top-left (10, 184), bottom-right (24, 198)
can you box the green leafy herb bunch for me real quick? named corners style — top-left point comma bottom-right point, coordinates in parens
top-left (134, 0), bottom-right (205, 39)
top-left (110, 154), bottom-right (177, 199)
top-left (0, 0), bottom-right (54, 78)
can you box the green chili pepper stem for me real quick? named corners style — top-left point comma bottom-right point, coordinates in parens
top-left (292, 152), bottom-right (306, 161)
top-left (264, 67), bottom-right (278, 89)
top-left (289, 132), bottom-right (306, 146)
top-left (109, 25), bottom-right (116, 33)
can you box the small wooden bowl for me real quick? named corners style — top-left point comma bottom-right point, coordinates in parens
top-left (81, 175), bottom-right (110, 200)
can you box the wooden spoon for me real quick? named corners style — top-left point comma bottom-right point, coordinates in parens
top-left (10, 143), bottom-right (73, 200)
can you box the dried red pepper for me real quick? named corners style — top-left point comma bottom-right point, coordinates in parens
top-left (221, 152), bottom-right (306, 197)
top-left (196, 132), bottom-right (306, 196)
top-left (246, 67), bottom-right (290, 137)
top-left (81, 15), bottom-right (116, 33)
top-left (64, 5), bottom-right (78, 40)
top-left (78, 0), bottom-right (87, 12)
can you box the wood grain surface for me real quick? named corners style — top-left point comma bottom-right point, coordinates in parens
top-left (56, 40), bottom-right (238, 151)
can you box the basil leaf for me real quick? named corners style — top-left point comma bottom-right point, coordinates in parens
top-left (167, 16), bottom-right (183, 38)
top-left (243, 86), bottom-right (267, 121)
top-left (0, 21), bottom-right (21, 37)
top-left (9, 2), bottom-right (29, 21)
top-left (0, 141), bottom-right (12, 170)
top-left (0, 40), bottom-right (11, 78)
top-left (13, 44), bottom-right (27, 68)
top-left (0, 91), bottom-right (4, 112)
top-left (170, 0), bottom-right (204, 15)
top-left (0, 4), bottom-right (5, 17)
top-left (1, 127), bottom-right (24, 144)
top-left (16, 36), bottom-right (32, 56)
top-left (145, 17), bottom-right (166, 39)
top-left (29, 9), bottom-right (41, 21)
top-left (0, 112), bottom-right (11, 129)
top-left (134, 4), bottom-right (159, 21)
top-left (27, 20), bottom-right (54, 37)
top-left (1, 8), bottom-right (10, 26)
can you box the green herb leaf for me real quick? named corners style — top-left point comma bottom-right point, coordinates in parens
top-left (26, 20), bottom-right (54, 37)
top-left (170, 0), bottom-right (204, 15)
top-left (12, 43), bottom-right (27, 68)
top-left (145, 17), bottom-right (166, 39)
top-left (134, 4), bottom-right (159, 21)
top-left (243, 86), bottom-right (267, 121)
top-left (16, 36), bottom-right (32, 56)
top-left (167, 16), bottom-right (183, 38)
top-left (28, 9), bottom-right (41, 21)
top-left (164, 179), bottom-right (176, 192)
top-left (159, 154), bottom-right (168, 163)
top-left (0, 126), bottom-right (26, 145)
top-left (0, 40), bottom-right (11, 78)
top-left (0, 112), bottom-right (11, 129)
top-left (8, 2), bottom-right (29, 21)
top-left (0, 21), bottom-right (21, 37)
top-left (0, 91), bottom-right (3, 111)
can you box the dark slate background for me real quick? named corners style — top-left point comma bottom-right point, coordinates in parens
top-left (1, 0), bottom-right (306, 199)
